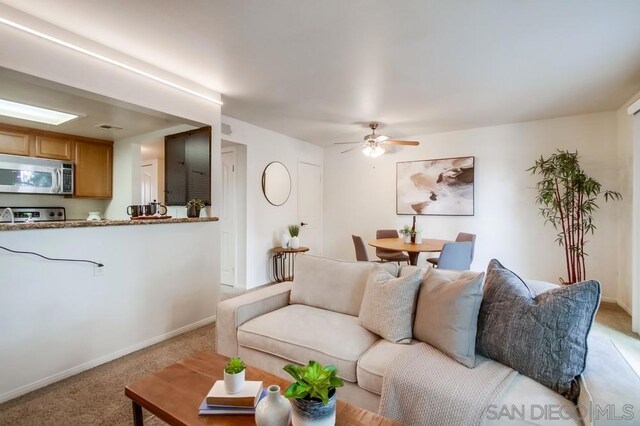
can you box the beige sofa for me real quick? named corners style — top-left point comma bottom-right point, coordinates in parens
top-left (216, 255), bottom-right (639, 425)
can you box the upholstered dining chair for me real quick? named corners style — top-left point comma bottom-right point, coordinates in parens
top-left (437, 241), bottom-right (473, 271)
top-left (427, 232), bottom-right (476, 267)
top-left (352, 235), bottom-right (370, 261)
top-left (375, 229), bottom-right (410, 264)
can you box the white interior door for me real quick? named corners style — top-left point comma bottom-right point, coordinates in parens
top-left (221, 151), bottom-right (237, 286)
top-left (140, 160), bottom-right (158, 204)
top-left (298, 161), bottom-right (323, 255)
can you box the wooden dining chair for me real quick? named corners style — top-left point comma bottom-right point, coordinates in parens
top-left (437, 241), bottom-right (473, 271)
top-left (352, 235), bottom-right (370, 261)
top-left (427, 232), bottom-right (476, 267)
top-left (375, 229), bottom-right (410, 264)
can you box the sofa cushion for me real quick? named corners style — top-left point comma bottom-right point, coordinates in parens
top-left (476, 259), bottom-right (600, 402)
top-left (356, 339), bottom-right (420, 395)
top-left (414, 268), bottom-right (485, 368)
top-left (290, 255), bottom-right (397, 316)
top-left (237, 304), bottom-right (379, 382)
top-left (358, 266), bottom-right (423, 343)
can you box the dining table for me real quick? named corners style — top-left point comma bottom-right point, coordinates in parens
top-left (368, 237), bottom-right (451, 266)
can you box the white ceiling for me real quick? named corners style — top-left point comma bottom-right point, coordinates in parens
top-left (0, 68), bottom-right (196, 140)
top-left (4, 0), bottom-right (640, 145)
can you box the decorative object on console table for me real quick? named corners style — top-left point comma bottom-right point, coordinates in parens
top-left (272, 246), bottom-right (310, 282)
top-left (223, 356), bottom-right (246, 394)
top-left (397, 156), bottom-right (474, 216)
top-left (186, 198), bottom-right (206, 218)
top-left (255, 384), bottom-right (292, 426)
top-left (528, 150), bottom-right (621, 284)
top-left (288, 224), bottom-right (300, 249)
top-left (280, 231), bottom-right (290, 248)
top-left (284, 361), bottom-right (344, 426)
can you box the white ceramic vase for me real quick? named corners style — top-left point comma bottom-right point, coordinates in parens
top-left (255, 385), bottom-right (291, 426)
top-left (223, 369), bottom-right (245, 394)
top-left (280, 233), bottom-right (290, 248)
top-left (415, 232), bottom-right (423, 244)
top-left (86, 211), bottom-right (101, 221)
top-left (290, 236), bottom-right (300, 249)
top-left (403, 235), bottom-right (411, 244)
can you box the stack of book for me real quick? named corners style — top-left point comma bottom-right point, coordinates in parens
top-left (198, 380), bottom-right (266, 415)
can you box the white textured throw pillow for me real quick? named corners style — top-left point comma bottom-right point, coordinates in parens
top-left (358, 266), bottom-right (424, 343)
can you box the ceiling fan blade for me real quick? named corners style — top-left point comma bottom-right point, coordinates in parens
top-left (374, 135), bottom-right (389, 143)
top-left (383, 140), bottom-right (420, 146)
top-left (333, 141), bottom-right (361, 145)
top-left (341, 145), bottom-right (364, 154)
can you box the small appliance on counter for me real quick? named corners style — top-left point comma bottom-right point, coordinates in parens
top-left (0, 207), bottom-right (66, 223)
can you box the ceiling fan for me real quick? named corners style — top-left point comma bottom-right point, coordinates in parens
top-left (334, 122), bottom-right (419, 157)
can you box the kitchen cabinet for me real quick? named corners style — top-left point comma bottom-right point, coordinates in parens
top-left (0, 128), bottom-right (31, 156)
top-left (35, 135), bottom-right (73, 161)
top-left (74, 140), bottom-right (113, 199)
top-left (164, 126), bottom-right (211, 205)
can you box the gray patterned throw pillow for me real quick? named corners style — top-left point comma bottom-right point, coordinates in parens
top-left (476, 259), bottom-right (600, 402)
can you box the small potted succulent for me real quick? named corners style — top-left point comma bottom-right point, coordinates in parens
top-left (186, 198), bottom-right (205, 218)
top-left (398, 225), bottom-right (415, 243)
top-left (283, 361), bottom-right (344, 426)
top-left (288, 225), bottom-right (300, 249)
top-left (224, 357), bottom-right (246, 394)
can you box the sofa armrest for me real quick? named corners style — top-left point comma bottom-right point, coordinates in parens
top-left (216, 282), bottom-right (293, 357)
top-left (578, 328), bottom-right (640, 425)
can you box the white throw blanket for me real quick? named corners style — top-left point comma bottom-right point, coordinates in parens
top-left (379, 343), bottom-right (516, 426)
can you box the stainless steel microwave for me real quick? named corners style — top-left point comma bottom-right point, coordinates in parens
top-left (0, 153), bottom-right (73, 195)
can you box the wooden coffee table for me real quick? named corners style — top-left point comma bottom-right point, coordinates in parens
top-left (125, 351), bottom-right (399, 425)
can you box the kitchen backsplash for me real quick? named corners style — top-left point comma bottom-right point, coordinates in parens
top-left (0, 194), bottom-right (108, 220)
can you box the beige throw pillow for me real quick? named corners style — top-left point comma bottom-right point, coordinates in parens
top-left (358, 266), bottom-right (424, 343)
top-left (411, 268), bottom-right (485, 368)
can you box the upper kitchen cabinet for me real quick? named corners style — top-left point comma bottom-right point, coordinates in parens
top-left (74, 140), bottom-right (113, 199)
top-left (0, 127), bottom-right (31, 156)
top-left (165, 126), bottom-right (211, 205)
top-left (35, 135), bottom-right (73, 161)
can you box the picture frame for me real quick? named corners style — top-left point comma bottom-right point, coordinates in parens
top-left (396, 156), bottom-right (475, 216)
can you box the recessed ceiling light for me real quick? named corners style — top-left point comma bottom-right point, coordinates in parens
top-left (0, 98), bottom-right (78, 125)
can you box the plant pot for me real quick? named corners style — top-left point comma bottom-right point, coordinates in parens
top-left (290, 236), bottom-right (300, 249)
top-left (403, 235), bottom-right (411, 244)
top-left (280, 233), bottom-right (290, 248)
top-left (255, 385), bottom-right (291, 426)
top-left (223, 369), bottom-right (245, 394)
top-left (291, 389), bottom-right (336, 426)
top-left (187, 205), bottom-right (201, 218)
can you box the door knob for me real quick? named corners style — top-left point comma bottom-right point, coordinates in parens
top-left (300, 222), bottom-right (308, 226)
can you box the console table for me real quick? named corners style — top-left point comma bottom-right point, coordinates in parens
top-left (272, 246), bottom-right (309, 282)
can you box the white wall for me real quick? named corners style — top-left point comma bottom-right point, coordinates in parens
top-left (616, 89), bottom-right (640, 314)
top-left (0, 223), bottom-right (217, 402)
top-left (221, 115), bottom-right (323, 289)
top-left (0, 5), bottom-right (223, 401)
top-left (324, 112), bottom-right (622, 301)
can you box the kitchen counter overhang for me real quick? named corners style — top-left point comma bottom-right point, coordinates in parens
top-left (0, 217), bottom-right (218, 231)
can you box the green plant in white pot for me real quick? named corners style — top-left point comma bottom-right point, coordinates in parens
top-left (224, 357), bottom-right (246, 394)
top-left (288, 225), bottom-right (300, 249)
top-left (398, 225), bottom-right (414, 244)
top-left (283, 361), bottom-right (344, 426)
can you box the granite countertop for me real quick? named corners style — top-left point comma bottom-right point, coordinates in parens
top-left (0, 217), bottom-right (218, 231)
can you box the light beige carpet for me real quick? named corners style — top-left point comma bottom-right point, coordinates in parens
top-left (0, 324), bottom-right (215, 426)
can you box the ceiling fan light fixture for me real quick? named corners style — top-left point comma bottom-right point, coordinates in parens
top-left (362, 145), bottom-right (385, 158)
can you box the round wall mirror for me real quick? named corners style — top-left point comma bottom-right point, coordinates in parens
top-left (262, 161), bottom-right (291, 206)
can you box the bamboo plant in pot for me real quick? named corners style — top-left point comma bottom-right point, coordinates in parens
top-left (283, 360), bottom-right (344, 426)
top-left (288, 225), bottom-right (300, 249)
top-left (224, 357), bottom-right (246, 394)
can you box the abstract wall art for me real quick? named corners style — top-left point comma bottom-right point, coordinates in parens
top-left (396, 156), bottom-right (475, 216)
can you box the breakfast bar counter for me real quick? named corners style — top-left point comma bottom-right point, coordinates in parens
top-left (0, 216), bottom-right (218, 231)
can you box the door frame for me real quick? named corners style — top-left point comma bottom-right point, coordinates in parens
top-left (221, 149), bottom-right (238, 287)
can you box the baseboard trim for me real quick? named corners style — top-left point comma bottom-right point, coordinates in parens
top-left (617, 300), bottom-right (632, 316)
top-left (601, 296), bottom-right (617, 304)
top-left (0, 315), bottom-right (216, 404)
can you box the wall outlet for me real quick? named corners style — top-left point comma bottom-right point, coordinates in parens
top-left (94, 265), bottom-right (104, 276)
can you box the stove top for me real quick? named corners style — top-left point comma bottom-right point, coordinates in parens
top-left (0, 207), bottom-right (66, 223)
